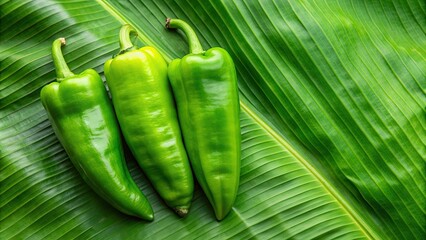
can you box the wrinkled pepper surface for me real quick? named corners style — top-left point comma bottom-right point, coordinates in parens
top-left (40, 38), bottom-right (153, 220)
top-left (166, 18), bottom-right (241, 220)
top-left (104, 25), bottom-right (194, 217)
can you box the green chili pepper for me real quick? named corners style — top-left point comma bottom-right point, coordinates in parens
top-left (40, 38), bottom-right (153, 220)
top-left (166, 18), bottom-right (241, 220)
top-left (104, 25), bottom-right (194, 217)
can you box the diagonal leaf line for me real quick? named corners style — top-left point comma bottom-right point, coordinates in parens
top-left (85, 216), bottom-right (130, 240)
top-left (408, 1), bottom-right (426, 29)
top-left (327, 0), bottom-right (426, 158)
top-left (0, 156), bottom-right (71, 210)
top-left (153, 204), bottom-right (210, 238)
top-left (356, 1), bottom-right (426, 126)
top-left (2, 125), bottom-right (55, 158)
top-left (0, 2), bottom-right (54, 42)
top-left (191, 0), bottom-right (284, 127)
top-left (96, 0), bottom-right (373, 238)
top-left (296, 1), bottom-right (426, 210)
top-left (0, 134), bottom-right (56, 165)
top-left (371, 0), bottom-right (425, 105)
top-left (351, 0), bottom-right (426, 222)
top-left (128, 0), bottom-right (175, 54)
top-left (4, 0), bottom-right (419, 238)
top-left (178, 1), bottom-right (216, 51)
top-left (286, 2), bottom-right (424, 234)
top-left (57, 202), bottom-right (111, 240)
top-left (95, 0), bottom-right (172, 63)
top-left (286, 209), bottom-right (350, 237)
top-left (0, 140), bottom-right (64, 189)
top-left (33, 193), bottom-right (93, 240)
top-left (54, 214), bottom-right (96, 240)
top-left (230, 207), bottom-right (259, 239)
top-left (385, 0), bottom-right (424, 46)
top-left (287, 0), bottom-right (405, 206)
top-left (239, 176), bottom-right (319, 204)
top-left (240, 103), bottom-right (373, 240)
top-left (218, 0), bottom-right (344, 174)
top-left (21, 188), bottom-right (90, 239)
top-left (210, 2), bottom-right (380, 238)
top-left (321, 0), bottom-right (426, 152)
top-left (0, 47), bottom-right (50, 83)
top-left (210, 0), bottom-right (333, 164)
top-left (328, 0), bottom-right (426, 192)
top-left (0, 105), bottom-right (43, 134)
top-left (1, 172), bottom-right (79, 232)
top-left (233, 191), bottom-right (336, 238)
top-left (297, 0), bottom-right (426, 219)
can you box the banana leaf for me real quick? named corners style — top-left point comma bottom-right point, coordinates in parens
top-left (1, 0), bottom-right (425, 239)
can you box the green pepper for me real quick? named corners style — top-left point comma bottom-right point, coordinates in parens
top-left (166, 18), bottom-right (241, 220)
top-left (104, 25), bottom-right (194, 217)
top-left (40, 38), bottom-right (153, 220)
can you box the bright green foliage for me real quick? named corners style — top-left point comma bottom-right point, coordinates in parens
top-left (1, 0), bottom-right (425, 239)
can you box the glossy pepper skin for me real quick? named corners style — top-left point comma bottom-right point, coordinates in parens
top-left (104, 25), bottom-right (194, 217)
top-left (40, 38), bottom-right (153, 221)
top-left (166, 18), bottom-right (241, 220)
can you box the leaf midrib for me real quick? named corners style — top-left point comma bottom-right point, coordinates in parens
top-left (95, 1), bottom-right (376, 239)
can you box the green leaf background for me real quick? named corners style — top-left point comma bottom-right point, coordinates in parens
top-left (1, 0), bottom-right (425, 239)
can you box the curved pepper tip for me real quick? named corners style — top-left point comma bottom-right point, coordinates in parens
top-left (146, 213), bottom-right (154, 222)
top-left (140, 212), bottom-right (154, 222)
top-left (132, 204), bottom-right (154, 221)
top-left (173, 206), bottom-right (189, 217)
top-left (214, 206), bottom-right (234, 221)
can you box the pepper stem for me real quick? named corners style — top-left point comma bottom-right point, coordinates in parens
top-left (166, 18), bottom-right (204, 54)
top-left (119, 24), bottom-right (137, 53)
top-left (52, 38), bottom-right (74, 81)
